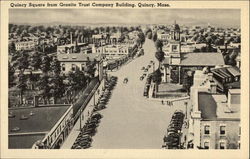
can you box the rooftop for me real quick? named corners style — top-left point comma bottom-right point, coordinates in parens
top-left (229, 89), bottom-right (241, 94)
top-left (198, 92), bottom-right (218, 120)
top-left (9, 105), bottom-right (70, 134)
top-left (9, 134), bottom-right (45, 149)
top-left (180, 53), bottom-right (225, 66)
top-left (57, 53), bottom-right (102, 62)
top-left (198, 92), bottom-right (240, 121)
top-left (57, 43), bottom-right (87, 48)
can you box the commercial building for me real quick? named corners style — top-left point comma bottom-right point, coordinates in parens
top-left (93, 44), bottom-right (132, 60)
top-left (187, 70), bottom-right (240, 149)
top-left (9, 104), bottom-right (74, 149)
top-left (57, 52), bottom-right (103, 81)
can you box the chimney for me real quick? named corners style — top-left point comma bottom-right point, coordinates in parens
top-left (210, 82), bottom-right (217, 94)
top-left (207, 73), bottom-right (213, 81)
top-left (227, 89), bottom-right (240, 112)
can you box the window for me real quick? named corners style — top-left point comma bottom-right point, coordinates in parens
top-left (220, 126), bottom-right (226, 135)
top-left (204, 142), bottom-right (209, 149)
top-left (172, 45), bottom-right (177, 51)
top-left (204, 125), bottom-right (210, 135)
top-left (62, 64), bottom-right (65, 71)
top-left (220, 142), bottom-right (226, 149)
top-left (81, 64), bottom-right (85, 71)
top-left (72, 64), bottom-right (76, 71)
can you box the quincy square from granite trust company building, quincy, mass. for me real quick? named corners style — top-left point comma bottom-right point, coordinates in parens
top-left (8, 8), bottom-right (241, 149)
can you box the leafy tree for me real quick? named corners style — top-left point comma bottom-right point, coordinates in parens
top-left (50, 74), bottom-right (65, 104)
top-left (155, 51), bottom-right (165, 64)
top-left (40, 54), bottom-right (51, 73)
top-left (182, 71), bottom-right (193, 94)
top-left (155, 40), bottom-right (163, 51)
top-left (30, 52), bottom-right (42, 70)
top-left (147, 31), bottom-right (153, 39)
top-left (8, 62), bottom-right (15, 88)
top-left (37, 74), bottom-right (51, 104)
top-left (16, 72), bottom-right (27, 104)
top-left (50, 58), bottom-right (61, 75)
top-left (152, 32), bottom-right (158, 42)
top-left (9, 42), bottom-right (16, 55)
top-left (65, 67), bottom-right (87, 103)
top-left (152, 69), bottom-right (162, 84)
top-left (12, 51), bottom-right (29, 73)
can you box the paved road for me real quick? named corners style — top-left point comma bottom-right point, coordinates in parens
top-left (91, 39), bottom-right (187, 149)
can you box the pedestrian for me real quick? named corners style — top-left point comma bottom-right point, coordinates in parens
top-left (161, 100), bottom-right (164, 105)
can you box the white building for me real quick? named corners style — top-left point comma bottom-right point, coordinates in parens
top-left (15, 41), bottom-right (36, 51)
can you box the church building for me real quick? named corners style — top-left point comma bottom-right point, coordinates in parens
top-left (162, 22), bottom-right (225, 84)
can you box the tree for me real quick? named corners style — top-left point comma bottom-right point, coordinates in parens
top-left (147, 31), bottom-right (153, 39)
top-left (37, 74), bottom-right (51, 104)
top-left (155, 51), bottom-right (165, 64)
top-left (16, 72), bottom-right (27, 104)
top-left (152, 69), bottom-right (162, 84)
top-left (40, 54), bottom-right (51, 74)
top-left (30, 52), bottom-right (42, 70)
top-left (8, 62), bottom-right (15, 88)
top-left (50, 58), bottom-right (64, 104)
top-left (12, 51), bottom-right (29, 73)
top-left (9, 42), bottom-right (16, 55)
top-left (85, 59), bottom-right (97, 79)
top-left (50, 74), bottom-right (65, 104)
top-left (155, 40), bottom-right (163, 51)
top-left (182, 71), bottom-right (193, 94)
top-left (152, 32), bottom-right (158, 42)
top-left (65, 67), bottom-right (87, 103)
top-left (50, 58), bottom-right (61, 75)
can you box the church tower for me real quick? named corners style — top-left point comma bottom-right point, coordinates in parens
top-left (169, 21), bottom-right (181, 65)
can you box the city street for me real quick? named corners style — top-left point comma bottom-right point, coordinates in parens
top-left (91, 39), bottom-right (188, 148)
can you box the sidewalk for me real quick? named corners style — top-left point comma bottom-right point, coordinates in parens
top-left (60, 117), bottom-right (81, 149)
top-left (149, 96), bottom-right (190, 103)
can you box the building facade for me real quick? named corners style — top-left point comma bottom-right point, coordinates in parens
top-left (162, 22), bottom-right (225, 84)
top-left (15, 41), bottom-right (36, 51)
top-left (187, 70), bottom-right (240, 149)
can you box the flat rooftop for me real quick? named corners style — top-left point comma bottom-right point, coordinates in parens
top-left (198, 92), bottom-right (240, 120)
top-left (9, 105), bottom-right (70, 134)
top-left (9, 134), bottom-right (45, 149)
top-left (180, 53), bottom-right (225, 66)
top-left (57, 53), bottom-right (102, 62)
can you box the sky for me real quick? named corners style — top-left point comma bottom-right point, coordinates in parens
top-left (9, 9), bottom-right (240, 27)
